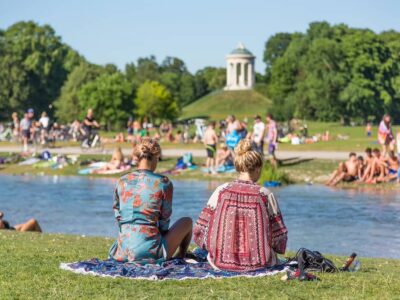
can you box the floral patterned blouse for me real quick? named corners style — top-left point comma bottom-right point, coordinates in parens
top-left (109, 169), bottom-right (173, 263)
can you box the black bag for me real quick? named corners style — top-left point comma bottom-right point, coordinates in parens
top-left (288, 248), bottom-right (338, 273)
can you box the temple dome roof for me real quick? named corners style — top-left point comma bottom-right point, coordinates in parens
top-left (229, 42), bottom-right (254, 57)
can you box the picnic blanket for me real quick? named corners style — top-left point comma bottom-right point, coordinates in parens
top-left (60, 258), bottom-right (288, 281)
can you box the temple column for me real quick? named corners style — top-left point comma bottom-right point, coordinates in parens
top-left (226, 61), bottom-right (231, 87)
top-left (247, 63), bottom-right (253, 87)
top-left (240, 62), bottom-right (245, 87)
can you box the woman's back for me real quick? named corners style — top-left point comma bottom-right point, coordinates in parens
top-left (109, 170), bottom-right (172, 262)
top-left (195, 180), bottom-right (287, 272)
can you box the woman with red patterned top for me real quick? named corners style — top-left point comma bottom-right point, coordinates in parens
top-left (194, 139), bottom-right (288, 272)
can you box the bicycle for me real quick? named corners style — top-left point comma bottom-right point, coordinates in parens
top-left (80, 130), bottom-right (104, 152)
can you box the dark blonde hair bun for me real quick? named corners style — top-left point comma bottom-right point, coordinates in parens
top-left (234, 139), bottom-right (253, 156)
top-left (133, 137), bottom-right (161, 161)
top-left (234, 139), bottom-right (264, 172)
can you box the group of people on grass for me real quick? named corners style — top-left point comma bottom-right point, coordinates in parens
top-left (6, 108), bottom-right (102, 152)
top-left (9, 109), bottom-right (50, 151)
top-left (202, 113), bottom-right (278, 174)
top-left (327, 114), bottom-right (400, 186)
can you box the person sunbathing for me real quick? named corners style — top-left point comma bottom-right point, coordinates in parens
top-left (93, 147), bottom-right (125, 174)
top-left (216, 143), bottom-right (233, 167)
top-left (193, 139), bottom-right (288, 272)
top-left (109, 138), bottom-right (192, 262)
top-left (0, 211), bottom-right (42, 232)
top-left (326, 152), bottom-right (359, 186)
top-left (363, 148), bottom-right (386, 183)
top-left (380, 151), bottom-right (399, 182)
top-left (359, 148), bottom-right (373, 182)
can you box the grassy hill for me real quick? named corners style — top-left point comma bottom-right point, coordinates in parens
top-left (181, 89), bottom-right (272, 120)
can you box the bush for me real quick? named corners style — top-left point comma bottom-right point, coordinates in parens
top-left (258, 161), bottom-right (290, 184)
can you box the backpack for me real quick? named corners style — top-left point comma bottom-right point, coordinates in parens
top-left (288, 248), bottom-right (338, 273)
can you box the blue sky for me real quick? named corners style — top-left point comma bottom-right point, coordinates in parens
top-left (1, 0), bottom-right (399, 73)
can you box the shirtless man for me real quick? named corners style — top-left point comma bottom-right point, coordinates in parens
top-left (203, 121), bottom-right (218, 174)
top-left (0, 211), bottom-right (42, 232)
top-left (326, 152), bottom-right (359, 186)
top-left (363, 148), bottom-right (386, 183)
top-left (359, 148), bottom-right (373, 182)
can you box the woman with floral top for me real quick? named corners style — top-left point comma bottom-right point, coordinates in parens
top-left (109, 138), bottom-right (192, 263)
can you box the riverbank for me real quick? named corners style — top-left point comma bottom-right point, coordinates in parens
top-left (1, 152), bottom-right (399, 189)
top-left (0, 231), bottom-right (399, 299)
top-left (0, 152), bottom-right (336, 183)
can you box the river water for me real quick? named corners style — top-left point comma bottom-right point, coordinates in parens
top-left (1, 175), bottom-right (399, 259)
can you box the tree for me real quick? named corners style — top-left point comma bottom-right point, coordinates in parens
top-left (0, 21), bottom-right (82, 119)
top-left (265, 22), bottom-right (400, 122)
top-left (135, 56), bottom-right (160, 85)
top-left (134, 81), bottom-right (179, 121)
top-left (339, 30), bottom-right (397, 122)
top-left (78, 72), bottom-right (133, 130)
top-left (263, 32), bottom-right (293, 73)
top-left (54, 63), bottom-right (105, 123)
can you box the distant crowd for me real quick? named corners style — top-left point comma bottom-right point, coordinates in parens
top-left (2, 108), bottom-right (101, 152)
top-left (327, 114), bottom-right (400, 186)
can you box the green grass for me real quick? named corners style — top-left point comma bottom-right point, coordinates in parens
top-left (0, 231), bottom-right (399, 299)
top-left (181, 90), bottom-right (272, 120)
top-left (276, 121), bottom-right (400, 152)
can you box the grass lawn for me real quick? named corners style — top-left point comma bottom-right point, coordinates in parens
top-left (0, 231), bottom-right (399, 299)
top-left (277, 121), bottom-right (400, 152)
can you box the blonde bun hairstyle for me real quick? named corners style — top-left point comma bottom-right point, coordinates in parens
top-left (133, 137), bottom-right (161, 161)
top-left (234, 139), bottom-right (264, 173)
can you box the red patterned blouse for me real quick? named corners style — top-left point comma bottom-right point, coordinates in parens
top-left (194, 180), bottom-right (288, 272)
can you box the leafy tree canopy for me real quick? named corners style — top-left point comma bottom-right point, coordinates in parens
top-left (0, 21), bottom-right (82, 119)
top-left (265, 22), bottom-right (400, 123)
top-left (134, 81), bottom-right (179, 122)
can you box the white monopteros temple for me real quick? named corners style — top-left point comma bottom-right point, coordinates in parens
top-left (225, 43), bottom-right (255, 90)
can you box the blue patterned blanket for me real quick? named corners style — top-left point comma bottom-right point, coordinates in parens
top-left (60, 258), bottom-right (289, 281)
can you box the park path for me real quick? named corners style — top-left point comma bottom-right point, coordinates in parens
top-left (0, 145), bottom-right (349, 160)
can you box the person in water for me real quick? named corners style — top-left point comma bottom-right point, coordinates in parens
top-left (193, 139), bottom-right (288, 272)
top-left (326, 152), bottom-right (359, 186)
top-left (0, 211), bottom-right (42, 232)
top-left (109, 138), bottom-right (192, 263)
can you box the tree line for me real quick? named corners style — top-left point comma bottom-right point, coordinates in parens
top-left (1, 21), bottom-right (400, 128)
top-left (0, 21), bottom-right (225, 129)
top-left (264, 21), bottom-right (400, 123)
